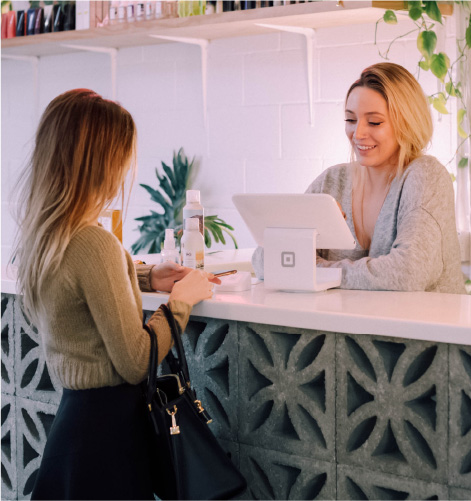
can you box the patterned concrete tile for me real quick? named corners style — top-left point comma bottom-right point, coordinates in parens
top-left (449, 486), bottom-right (471, 499)
top-left (239, 443), bottom-right (335, 500)
top-left (336, 333), bottom-right (448, 483)
top-left (238, 322), bottom-right (336, 462)
top-left (449, 344), bottom-right (471, 489)
top-left (1, 394), bottom-right (17, 500)
top-left (337, 464), bottom-right (448, 500)
top-left (16, 396), bottom-right (59, 500)
top-left (1, 294), bottom-right (16, 396)
top-left (14, 301), bottom-right (62, 405)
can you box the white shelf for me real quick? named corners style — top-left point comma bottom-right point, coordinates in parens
top-left (2, 1), bottom-right (402, 57)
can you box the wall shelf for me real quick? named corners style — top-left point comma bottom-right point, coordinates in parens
top-left (1, 1), bottom-right (408, 57)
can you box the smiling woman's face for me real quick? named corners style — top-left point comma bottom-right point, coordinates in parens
top-left (345, 86), bottom-right (400, 174)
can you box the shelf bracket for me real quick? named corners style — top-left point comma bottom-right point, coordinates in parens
top-left (2, 55), bottom-right (40, 121)
top-left (60, 45), bottom-right (118, 100)
top-left (149, 35), bottom-right (209, 128)
top-left (256, 24), bottom-right (317, 127)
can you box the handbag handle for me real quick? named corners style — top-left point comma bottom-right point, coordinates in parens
top-left (144, 304), bottom-right (192, 406)
top-left (160, 303), bottom-right (191, 388)
top-left (144, 321), bottom-right (158, 406)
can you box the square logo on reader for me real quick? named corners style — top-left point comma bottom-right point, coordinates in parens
top-left (281, 251), bottom-right (295, 268)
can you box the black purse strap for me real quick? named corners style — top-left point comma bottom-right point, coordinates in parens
top-left (144, 304), bottom-right (192, 406)
top-left (160, 303), bottom-right (191, 388)
top-left (143, 321), bottom-right (158, 407)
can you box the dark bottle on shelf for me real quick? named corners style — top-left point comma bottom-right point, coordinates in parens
top-left (242, 1), bottom-right (255, 8)
top-left (223, 1), bottom-right (234, 11)
top-left (63, 2), bottom-right (76, 31)
top-left (16, 10), bottom-right (25, 36)
top-left (53, 3), bottom-right (65, 32)
top-left (33, 7), bottom-right (43, 34)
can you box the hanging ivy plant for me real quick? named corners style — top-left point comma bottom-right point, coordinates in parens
top-left (375, 1), bottom-right (471, 171)
top-left (131, 148), bottom-right (237, 254)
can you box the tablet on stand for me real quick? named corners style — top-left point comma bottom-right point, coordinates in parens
top-left (232, 193), bottom-right (356, 292)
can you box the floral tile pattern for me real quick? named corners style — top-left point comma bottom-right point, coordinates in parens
top-left (336, 334), bottom-right (448, 483)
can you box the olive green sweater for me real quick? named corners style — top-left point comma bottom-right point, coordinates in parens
top-left (39, 225), bottom-right (191, 390)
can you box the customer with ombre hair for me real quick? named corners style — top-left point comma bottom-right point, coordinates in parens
top-left (253, 63), bottom-right (465, 294)
top-left (12, 89), bottom-right (219, 500)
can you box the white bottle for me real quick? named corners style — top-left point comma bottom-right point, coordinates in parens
top-left (160, 229), bottom-right (180, 264)
top-left (181, 218), bottom-right (204, 270)
top-left (182, 190), bottom-right (204, 237)
top-left (117, 1), bottom-right (127, 22)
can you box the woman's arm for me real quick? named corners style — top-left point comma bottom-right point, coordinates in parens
top-left (318, 206), bottom-right (443, 291)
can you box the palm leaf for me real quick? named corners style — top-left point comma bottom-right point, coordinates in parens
top-left (132, 148), bottom-right (238, 254)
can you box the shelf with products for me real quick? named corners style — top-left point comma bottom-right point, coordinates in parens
top-left (1, 1), bottom-right (423, 57)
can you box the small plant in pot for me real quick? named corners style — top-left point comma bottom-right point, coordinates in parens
top-left (131, 148), bottom-right (237, 254)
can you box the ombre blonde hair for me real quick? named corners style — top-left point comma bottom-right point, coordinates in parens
top-left (346, 62), bottom-right (433, 180)
top-left (12, 89), bottom-right (137, 325)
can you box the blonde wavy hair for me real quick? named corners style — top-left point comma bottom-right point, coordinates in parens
top-left (346, 62), bottom-right (433, 179)
top-left (12, 89), bottom-right (136, 325)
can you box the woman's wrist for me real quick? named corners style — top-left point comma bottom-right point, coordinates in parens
top-left (135, 264), bottom-right (155, 292)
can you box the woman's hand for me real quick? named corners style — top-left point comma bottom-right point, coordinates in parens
top-left (150, 262), bottom-right (221, 292)
top-left (169, 269), bottom-right (219, 306)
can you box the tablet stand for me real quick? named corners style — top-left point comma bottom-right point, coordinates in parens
top-left (264, 228), bottom-right (342, 292)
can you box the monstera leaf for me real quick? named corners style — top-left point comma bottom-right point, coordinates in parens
top-left (131, 148), bottom-right (237, 254)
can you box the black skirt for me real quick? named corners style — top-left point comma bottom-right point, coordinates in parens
top-left (31, 383), bottom-right (155, 501)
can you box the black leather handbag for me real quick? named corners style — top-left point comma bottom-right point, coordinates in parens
top-left (143, 304), bottom-right (247, 500)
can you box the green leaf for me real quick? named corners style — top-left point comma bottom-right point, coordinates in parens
top-left (419, 60), bottom-right (430, 71)
top-left (467, 21), bottom-right (471, 49)
top-left (417, 30), bottom-right (437, 60)
top-left (383, 10), bottom-right (398, 24)
top-left (458, 108), bottom-right (468, 139)
top-left (458, 157), bottom-right (468, 169)
top-left (430, 52), bottom-right (449, 82)
top-left (408, 6), bottom-right (424, 21)
top-left (445, 81), bottom-right (457, 97)
top-left (432, 94), bottom-right (448, 114)
top-left (424, 1), bottom-right (442, 23)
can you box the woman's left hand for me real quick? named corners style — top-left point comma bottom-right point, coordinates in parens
top-left (150, 262), bottom-right (221, 292)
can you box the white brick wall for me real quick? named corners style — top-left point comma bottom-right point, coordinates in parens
top-left (1, 15), bottom-right (458, 263)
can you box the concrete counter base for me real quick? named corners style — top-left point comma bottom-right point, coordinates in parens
top-left (2, 292), bottom-right (471, 500)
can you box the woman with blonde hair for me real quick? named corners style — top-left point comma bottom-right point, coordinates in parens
top-left (13, 88), bottom-right (220, 500)
top-left (253, 62), bottom-right (465, 293)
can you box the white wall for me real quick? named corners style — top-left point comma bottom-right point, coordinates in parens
top-left (1, 13), bottom-right (458, 264)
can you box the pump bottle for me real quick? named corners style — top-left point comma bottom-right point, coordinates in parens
top-left (181, 218), bottom-right (204, 270)
top-left (183, 190), bottom-right (204, 237)
top-left (160, 229), bottom-right (180, 264)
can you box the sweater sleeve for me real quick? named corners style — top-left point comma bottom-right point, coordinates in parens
top-left (317, 206), bottom-right (443, 291)
top-left (71, 228), bottom-right (190, 384)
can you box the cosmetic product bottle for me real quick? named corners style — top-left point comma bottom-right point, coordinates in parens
top-left (161, 229), bottom-right (180, 264)
top-left (183, 190), bottom-right (204, 237)
top-left (16, 10), bottom-right (25, 36)
top-left (117, 1), bottom-right (127, 22)
top-left (1, 13), bottom-right (8, 39)
top-left (26, 7), bottom-right (36, 35)
top-left (181, 218), bottom-right (204, 270)
top-left (43, 4), bottom-right (54, 32)
top-left (136, 1), bottom-right (145, 20)
top-left (6, 10), bottom-right (16, 38)
top-left (205, 1), bottom-right (215, 14)
top-left (233, 0), bottom-right (241, 10)
top-left (223, 1), bottom-right (234, 11)
top-left (154, 1), bottom-right (164, 18)
top-left (215, 1), bottom-right (223, 13)
top-left (53, 4), bottom-right (64, 31)
top-left (126, 0), bottom-right (135, 21)
top-left (109, 1), bottom-right (119, 23)
top-left (33, 7), bottom-right (43, 34)
top-left (63, 2), bottom-right (75, 30)
top-left (242, 1), bottom-right (255, 9)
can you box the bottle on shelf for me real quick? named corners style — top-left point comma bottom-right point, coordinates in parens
top-left (183, 190), bottom-right (204, 237)
top-left (181, 218), bottom-right (205, 270)
top-left (15, 10), bottom-right (25, 36)
top-left (117, 1), bottom-right (127, 22)
top-left (160, 229), bottom-right (180, 264)
top-left (136, 1), bottom-right (145, 20)
top-left (109, 1), bottom-right (119, 24)
top-left (126, 0), bottom-right (135, 22)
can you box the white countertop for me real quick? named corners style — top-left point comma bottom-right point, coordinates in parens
top-left (3, 259), bottom-right (470, 346)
